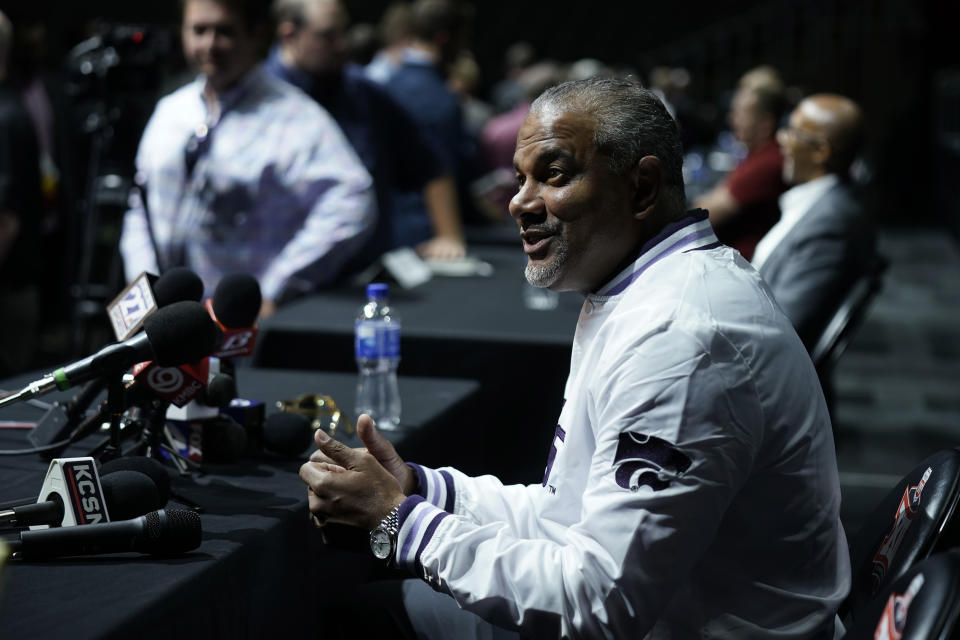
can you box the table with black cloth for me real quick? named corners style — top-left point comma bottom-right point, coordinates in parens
top-left (0, 367), bottom-right (479, 639)
top-left (253, 245), bottom-right (584, 483)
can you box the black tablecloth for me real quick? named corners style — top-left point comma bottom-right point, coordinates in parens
top-left (0, 368), bottom-right (479, 639)
top-left (253, 245), bottom-right (582, 482)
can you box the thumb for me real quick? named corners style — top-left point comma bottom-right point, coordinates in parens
top-left (314, 428), bottom-right (357, 468)
top-left (357, 415), bottom-right (409, 483)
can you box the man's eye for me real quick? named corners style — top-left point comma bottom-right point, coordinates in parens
top-left (547, 168), bottom-right (565, 181)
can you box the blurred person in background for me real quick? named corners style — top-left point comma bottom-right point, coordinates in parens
top-left (753, 93), bottom-right (877, 350)
top-left (343, 21), bottom-right (378, 66)
top-left (480, 60), bottom-right (564, 172)
top-left (119, 0), bottom-right (375, 317)
top-left (371, 0), bottom-right (486, 229)
top-left (365, 1), bottom-right (413, 84)
top-left (447, 51), bottom-right (493, 138)
top-left (268, 0), bottom-right (466, 261)
top-left (695, 65), bottom-right (787, 260)
top-left (473, 60), bottom-right (563, 220)
top-left (489, 40), bottom-right (535, 113)
top-left (0, 10), bottom-right (42, 376)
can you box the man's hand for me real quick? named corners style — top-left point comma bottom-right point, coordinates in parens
top-left (417, 235), bottom-right (466, 261)
top-left (308, 415), bottom-right (417, 494)
top-left (259, 298), bottom-right (277, 320)
top-left (300, 416), bottom-right (410, 530)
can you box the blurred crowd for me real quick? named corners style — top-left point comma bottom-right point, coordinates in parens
top-left (0, 0), bottom-right (876, 377)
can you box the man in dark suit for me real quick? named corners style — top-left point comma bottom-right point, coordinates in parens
top-left (751, 93), bottom-right (877, 350)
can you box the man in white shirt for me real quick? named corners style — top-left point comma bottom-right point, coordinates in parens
top-left (300, 78), bottom-right (850, 639)
top-left (120, 0), bottom-right (375, 317)
top-left (752, 93), bottom-right (877, 349)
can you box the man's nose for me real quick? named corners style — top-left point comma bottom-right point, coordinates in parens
top-left (509, 180), bottom-right (543, 220)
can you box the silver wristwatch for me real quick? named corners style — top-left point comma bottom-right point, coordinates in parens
top-left (369, 504), bottom-right (401, 562)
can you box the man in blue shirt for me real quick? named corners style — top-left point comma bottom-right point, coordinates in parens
top-left (267, 0), bottom-right (466, 263)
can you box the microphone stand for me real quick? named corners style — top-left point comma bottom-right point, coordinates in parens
top-left (132, 400), bottom-right (199, 476)
top-left (84, 395), bottom-right (206, 513)
top-left (98, 375), bottom-right (127, 463)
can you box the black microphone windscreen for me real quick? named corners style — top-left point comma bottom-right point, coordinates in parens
top-left (204, 373), bottom-right (237, 408)
top-left (153, 267), bottom-right (204, 307)
top-left (99, 456), bottom-right (172, 505)
top-left (143, 301), bottom-right (223, 366)
top-left (212, 274), bottom-right (262, 327)
top-left (263, 412), bottom-right (314, 456)
top-left (100, 470), bottom-right (162, 521)
top-left (201, 416), bottom-right (248, 463)
top-left (137, 509), bottom-right (202, 555)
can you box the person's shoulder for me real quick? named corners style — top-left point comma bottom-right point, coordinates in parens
top-left (255, 70), bottom-right (335, 124)
top-left (342, 64), bottom-right (400, 109)
top-left (737, 140), bottom-right (783, 176)
top-left (141, 79), bottom-right (201, 136)
top-left (155, 77), bottom-right (202, 108)
top-left (256, 69), bottom-right (316, 106)
top-left (805, 180), bottom-right (868, 230)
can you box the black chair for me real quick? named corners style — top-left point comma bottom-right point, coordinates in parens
top-left (843, 549), bottom-right (960, 639)
top-left (811, 256), bottom-right (889, 379)
top-left (842, 449), bottom-right (960, 628)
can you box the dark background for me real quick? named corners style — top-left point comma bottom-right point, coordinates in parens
top-left (2, 0), bottom-right (957, 230)
top-left (1, 0), bottom-right (958, 366)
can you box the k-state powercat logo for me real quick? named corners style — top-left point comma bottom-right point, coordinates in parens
top-left (613, 432), bottom-right (691, 492)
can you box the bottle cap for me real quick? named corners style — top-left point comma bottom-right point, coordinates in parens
top-left (366, 283), bottom-right (389, 300)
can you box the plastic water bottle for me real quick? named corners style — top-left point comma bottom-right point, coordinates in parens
top-left (354, 283), bottom-right (401, 430)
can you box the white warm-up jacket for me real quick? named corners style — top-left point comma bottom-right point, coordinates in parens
top-left (394, 211), bottom-right (851, 639)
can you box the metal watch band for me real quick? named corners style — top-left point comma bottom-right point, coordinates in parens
top-left (378, 504), bottom-right (401, 536)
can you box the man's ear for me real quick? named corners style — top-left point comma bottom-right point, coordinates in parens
top-left (632, 156), bottom-right (662, 220)
top-left (277, 21), bottom-right (297, 42)
top-left (812, 139), bottom-right (832, 170)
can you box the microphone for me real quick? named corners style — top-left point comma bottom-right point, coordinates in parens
top-left (205, 273), bottom-right (262, 358)
top-left (195, 416), bottom-right (248, 463)
top-left (263, 412), bottom-right (315, 456)
top-left (0, 301), bottom-right (222, 409)
top-left (8, 508), bottom-right (202, 560)
top-left (199, 372), bottom-right (237, 408)
top-left (106, 271), bottom-right (158, 342)
top-left (1, 457), bottom-right (109, 530)
top-left (107, 267), bottom-right (204, 342)
top-left (99, 470), bottom-right (163, 521)
top-left (28, 269), bottom-right (208, 451)
top-left (99, 456), bottom-right (171, 506)
top-left (152, 267), bottom-right (204, 307)
top-left (27, 376), bottom-right (111, 451)
top-left (0, 469), bottom-right (162, 528)
top-left (222, 398), bottom-right (266, 456)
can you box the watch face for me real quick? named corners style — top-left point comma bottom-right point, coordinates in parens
top-left (370, 528), bottom-right (392, 560)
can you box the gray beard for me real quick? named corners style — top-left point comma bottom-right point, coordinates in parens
top-left (524, 240), bottom-right (568, 288)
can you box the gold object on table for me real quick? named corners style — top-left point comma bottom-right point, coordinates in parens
top-left (276, 393), bottom-right (354, 438)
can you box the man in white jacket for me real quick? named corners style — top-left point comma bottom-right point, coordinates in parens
top-left (300, 77), bottom-right (850, 639)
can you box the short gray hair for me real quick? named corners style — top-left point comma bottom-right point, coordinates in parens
top-left (273, 0), bottom-right (310, 27)
top-left (531, 77), bottom-right (686, 213)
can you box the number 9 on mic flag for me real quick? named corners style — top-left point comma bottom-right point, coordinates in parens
top-left (131, 359), bottom-right (210, 407)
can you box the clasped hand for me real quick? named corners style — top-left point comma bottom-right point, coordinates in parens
top-left (299, 414), bottom-right (415, 531)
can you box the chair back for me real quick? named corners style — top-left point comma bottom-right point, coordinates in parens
top-left (811, 257), bottom-right (888, 378)
top-left (843, 449), bottom-right (960, 626)
top-left (843, 549), bottom-right (960, 640)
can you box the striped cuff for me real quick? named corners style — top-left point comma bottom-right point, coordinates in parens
top-left (407, 463), bottom-right (456, 512)
top-left (396, 494), bottom-right (450, 581)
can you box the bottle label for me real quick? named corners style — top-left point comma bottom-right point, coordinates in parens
top-left (355, 320), bottom-right (401, 359)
